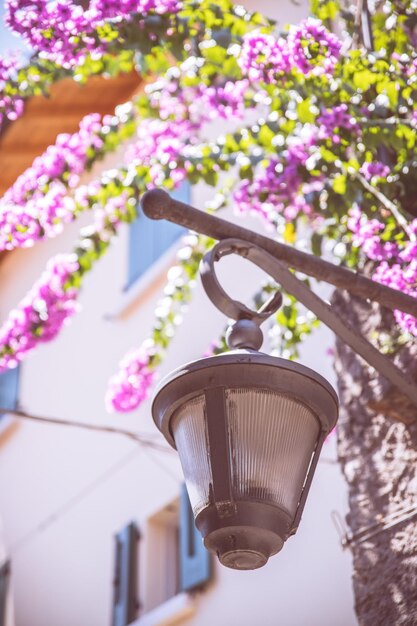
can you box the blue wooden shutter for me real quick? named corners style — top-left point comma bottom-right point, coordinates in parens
top-left (179, 484), bottom-right (212, 592)
top-left (0, 367), bottom-right (19, 419)
top-left (0, 561), bottom-right (10, 626)
top-left (127, 183), bottom-right (190, 288)
top-left (112, 522), bottom-right (140, 626)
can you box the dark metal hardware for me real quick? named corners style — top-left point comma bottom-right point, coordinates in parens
top-left (140, 190), bottom-right (417, 409)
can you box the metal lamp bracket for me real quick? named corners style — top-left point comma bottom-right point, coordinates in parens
top-left (200, 240), bottom-right (282, 350)
top-left (140, 190), bottom-right (417, 410)
top-left (200, 239), bottom-right (283, 323)
top-left (200, 238), bottom-right (417, 409)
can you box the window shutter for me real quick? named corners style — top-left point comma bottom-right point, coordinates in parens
top-left (154, 184), bottom-right (189, 259)
top-left (127, 211), bottom-right (155, 287)
top-left (112, 522), bottom-right (140, 626)
top-left (126, 182), bottom-right (190, 288)
top-left (0, 367), bottom-right (19, 419)
top-left (0, 560), bottom-right (10, 626)
top-left (179, 484), bottom-right (212, 592)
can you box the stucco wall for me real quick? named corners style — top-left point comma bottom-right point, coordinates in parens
top-left (0, 1), bottom-right (357, 625)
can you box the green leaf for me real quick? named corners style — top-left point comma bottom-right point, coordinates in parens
top-left (311, 232), bottom-right (323, 256)
top-left (200, 42), bottom-right (227, 65)
top-left (283, 223), bottom-right (296, 244)
top-left (333, 174), bottom-right (347, 194)
top-left (353, 70), bottom-right (376, 91)
top-left (297, 98), bottom-right (316, 124)
top-left (258, 124), bottom-right (275, 148)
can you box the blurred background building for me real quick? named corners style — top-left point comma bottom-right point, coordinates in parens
top-left (0, 1), bottom-right (356, 625)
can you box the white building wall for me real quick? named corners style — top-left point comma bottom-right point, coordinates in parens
top-left (0, 1), bottom-right (357, 625)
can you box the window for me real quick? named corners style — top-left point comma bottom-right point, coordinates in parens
top-left (0, 366), bottom-right (19, 420)
top-left (111, 488), bottom-right (211, 626)
top-left (112, 522), bottom-right (140, 626)
top-left (127, 184), bottom-right (190, 289)
top-left (144, 485), bottom-right (212, 614)
top-left (179, 484), bottom-right (212, 593)
top-left (0, 560), bottom-right (10, 626)
top-left (145, 499), bottom-right (180, 610)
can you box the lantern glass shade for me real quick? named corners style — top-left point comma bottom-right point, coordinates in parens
top-left (172, 394), bottom-right (211, 516)
top-left (172, 389), bottom-right (320, 520)
top-left (227, 388), bottom-right (320, 516)
top-left (152, 350), bottom-right (338, 570)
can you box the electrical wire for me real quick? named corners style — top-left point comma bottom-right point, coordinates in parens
top-left (332, 502), bottom-right (417, 549)
top-left (0, 406), bottom-right (174, 453)
top-left (4, 408), bottom-right (181, 556)
top-left (9, 447), bottom-right (141, 556)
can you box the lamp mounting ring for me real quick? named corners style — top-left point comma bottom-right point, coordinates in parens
top-left (200, 238), bottom-right (282, 325)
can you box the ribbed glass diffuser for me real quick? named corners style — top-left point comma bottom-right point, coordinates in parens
top-left (152, 350), bottom-right (338, 570)
top-left (172, 394), bottom-right (212, 517)
top-left (226, 388), bottom-right (320, 517)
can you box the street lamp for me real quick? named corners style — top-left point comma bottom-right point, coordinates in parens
top-left (152, 336), bottom-right (338, 570)
top-left (141, 189), bottom-right (417, 571)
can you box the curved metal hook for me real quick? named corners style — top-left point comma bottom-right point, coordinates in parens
top-left (200, 239), bottom-right (283, 325)
top-left (200, 238), bottom-right (417, 410)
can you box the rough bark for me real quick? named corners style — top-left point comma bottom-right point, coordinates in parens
top-left (332, 288), bottom-right (417, 626)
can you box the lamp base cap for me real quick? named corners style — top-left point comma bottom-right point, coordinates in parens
top-left (203, 524), bottom-right (284, 570)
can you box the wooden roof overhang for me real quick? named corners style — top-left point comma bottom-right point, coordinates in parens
top-left (0, 70), bottom-right (142, 197)
top-left (0, 69), bottom-right (142, 266)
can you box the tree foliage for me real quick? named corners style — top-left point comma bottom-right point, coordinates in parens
top-left (0, 0), bottom-right (416, 412)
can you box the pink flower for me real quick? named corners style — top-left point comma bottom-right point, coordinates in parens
top-left (106, 346), bottom-right (157, 412)
top-left (287, 18), bottom-right (342, 77)
top-left (0, 254), bottom-right (80, 371)
top-left (0, 51), bottom-right (25, 128)
top-left (0, 113), bottom-right (122, 251)
top-left (373, 261), bottom-right (417, 336)
top-left (238, 31), bottom-right (291, 83)
top-left (318, 104), bottom-right (360, 139)
top-left (360, 161), bottom-right (390, 181)
top-left (234, 142), bottom-right (321, 224)
top-left (5, 0), bottom-right (182, 69)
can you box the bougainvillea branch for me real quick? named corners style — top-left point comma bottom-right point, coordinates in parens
top-left (106, 232), bottom-right (214, 412)
top-left (0, 192), bottom-right (137, 371)
top-left (1, 0), bottom-right (417, 415)
top-left (0, 0), bottom-right (272, 128)
top-left (0, 105), bottom-right (136, 251)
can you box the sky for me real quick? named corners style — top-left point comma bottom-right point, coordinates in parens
top-left (0, 2), bottom-right (28, 55)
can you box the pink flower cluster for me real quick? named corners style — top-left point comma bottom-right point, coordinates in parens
top-left (347, 207), bottom-right (398, 261)
top-left (196, 80), bottom-right (250, 121)
top-left (347, 207), bottom-right (417, 335)
top-left (318, 104), bottom-right (360, 142)
top-left (89, 0), bottom-right (181, 20)
top-left (238, 31), bottom-right (290, 83)
top-left (0, 52), bottom-right (25, 128)
top-left (5, 0), bottom-right (182, 68)
top-left (0, 254), bottom-right (80, 371)
top-left (0, 182), bottom-right (76, 251)
top-left (126, 118), bottom-right (192, 186)
top-left (239, 18), bottom-right (342, 83)
top-left (105, 345), bottom-right (157, 412)
top-left (147, 63), bottom-right (251, 125)
top-left (288, 18), bottom-right (342, 77)
top-left (234, 142), bottom-right (321, 222)
top-left (4, 113), bottom-right (104, 205)
top-left (0, 113), bottom-right (107, 251)
top-left (374, 260), bottom-right (417, 335)
top-left (360, 161), bottom-right (390, 181)
top-left (93, 190), bottom-right (135, 232)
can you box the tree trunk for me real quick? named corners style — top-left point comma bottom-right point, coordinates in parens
top-left (332, 288), bottom-right (417, 626)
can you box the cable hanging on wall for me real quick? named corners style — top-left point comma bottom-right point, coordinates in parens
top-left (0, 406), bottom-right (174, 453)
top-left (332, 503), bottom-right (417, 549)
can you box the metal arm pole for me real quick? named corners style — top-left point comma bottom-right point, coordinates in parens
top-left (140, 189), bottom-right (417, 410)
top-left (141, 189), bottom-right (417, 319)
top-left (202, 238), bottom-right (417, 409)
